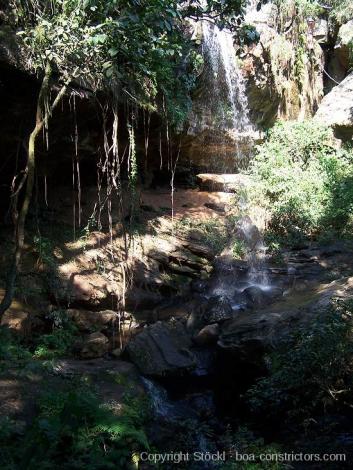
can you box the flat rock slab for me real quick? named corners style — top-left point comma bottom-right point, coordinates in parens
top-left (196, 174), bottom-right (251, 192)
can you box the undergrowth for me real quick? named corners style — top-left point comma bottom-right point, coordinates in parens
top-left (0, 380), bottom-right (150, 469)
top-left (247, 298), bottom-right (353, 424)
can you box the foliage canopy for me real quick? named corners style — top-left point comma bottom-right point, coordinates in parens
top-left (8, 0), bottom-right (246, 128)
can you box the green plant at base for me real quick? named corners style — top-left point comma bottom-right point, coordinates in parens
top-left (33, 310), bottom-right (78, 359)
top-left (0, 381), bottom-right (150, 469)
top-left (33, 235), bottom-right (56, 269)
top-left (0, 327), bottom-right (32, 363)
top-left (247, 298), bottom-right (353, 423)
top-left (232, 239), bottom-right (247, 260)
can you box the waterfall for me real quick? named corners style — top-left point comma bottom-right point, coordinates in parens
top-left (201, 22), bottom-right (253, 136)
top-left (187, 13), bottom-right (257, 171)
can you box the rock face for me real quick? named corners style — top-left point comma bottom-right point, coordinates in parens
top-left (315, 72), bottom-right (353, 140)
top-left (126, 321), bottom-right (197, 376)
top-left (243, 1), bottom-right (324, 127)
top-left (327, 21), bottom-right (353, 91)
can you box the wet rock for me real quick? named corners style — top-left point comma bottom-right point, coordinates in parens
top-left (186, 297), bottom-right (209, 332)
top-left (126, 321), bottom-right (197, 376)
top-left (66, 309), bottom-right (118, 332)
top-left (191, 279), bottom-right (208, 294)
top-left (203, 295), bottom-right (233, 323)
top-left (79, 332), bottom-right (109, 359)
top-left (219, 277), bottom-right (353, 365)
top-left (236, 216), bottom-right (262, 250)
top-left (243, 286), bottom-right (270, 308)
top-left (232, 290), bottom-right (248, 309)
top-left (194, 324), bottom-right (220, 346)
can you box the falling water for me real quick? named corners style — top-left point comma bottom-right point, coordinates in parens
top-left (237, 216), bottom-right (270, 288)
top-left (201, 22), bottom-right (253, 135)
top-left (187, 14), bottom-right (257, 171)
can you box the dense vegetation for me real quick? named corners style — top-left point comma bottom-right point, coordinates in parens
top-left (0, 378), bottom-right (150, 469)
top-left (1, 0), bottom-right (353, 468)
top-left (247, 120), bottom-right (353, 248)
top-left (275, 0), bottom-right (353, 21)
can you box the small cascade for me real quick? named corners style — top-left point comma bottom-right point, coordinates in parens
top-left (142, 378), bottom-right (217, 468)
top-left (141, 377), bottom-right (193, 420)
top-left (236, 216), bottom-right (270, 289)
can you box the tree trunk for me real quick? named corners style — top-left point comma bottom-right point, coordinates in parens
top-left (0, 66), bottom-right (52, 317)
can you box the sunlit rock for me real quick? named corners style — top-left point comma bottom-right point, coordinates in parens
top-left (315, 72), bottom-right (353, 140)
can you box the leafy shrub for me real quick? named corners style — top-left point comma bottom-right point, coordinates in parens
top-left (247, 298), bottom-right (353, 422)
top-left (247, 120), bottom-right (353, 247)
top-left (0, 328), bottom-right (31, 363)
top-left (33, 310), bottom-right (78, 359)
top-left (0, 382), bottom-right (150, 469)
top-left (232, 239), bottom-right (247, 260)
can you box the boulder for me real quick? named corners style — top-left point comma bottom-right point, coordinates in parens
top-left (326, 21), bottom-right (353, 92)
top-left (54, 270), bottom-right (120, 308)
top-left (66, 309), bottom-right (118, 332)
top-left (243, 286), bottom-right (270, 308)
top-left (79, 332), bottom-right (109, 358)
top-left (125, 321), bottom-right (197, 376)
top-left (313, 19), bottom-right (329, 44)
top-left (315, 72), bottom-right (353, 140)
top-left (194, 324), bottom-right (220, 346)
top-left (1, 310), bottom-right (32, 338)
top-left (203, 295), bottom-right (233, 323)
